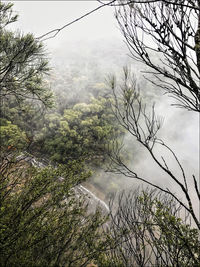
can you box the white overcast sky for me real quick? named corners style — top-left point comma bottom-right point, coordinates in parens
top-left (9, 1), bottom-right (121, 50)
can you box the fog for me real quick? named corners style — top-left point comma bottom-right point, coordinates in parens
top-left (10, 1), bottom-right (199, 219)
top-left (10, 1), bottom-right (120, 49)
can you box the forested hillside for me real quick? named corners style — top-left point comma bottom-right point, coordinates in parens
top-left (0, 1), bottom-right (199, 266)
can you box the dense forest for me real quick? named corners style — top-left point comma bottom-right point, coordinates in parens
top-left (0, 1), bottom-right (200, 266)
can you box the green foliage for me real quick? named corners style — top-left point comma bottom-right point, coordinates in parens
top-left (0, 119), bottom-right (27, 150)
top-left (0, 156), bottom-right (109, 266)
top-left (0, 2), bottom-right (53, 107)
top-left (138, 192), bottom-right (200, 266)
top-left (0, 1), bottom-right (54, 157)
top-left (1, 97), bottom-right (47, 146)
top-left (103, 188), bottom-right (200, 266)
top-left (38, 96), bottom-right (123, 164)
top-left (0, 2), bottom-right (18, 28)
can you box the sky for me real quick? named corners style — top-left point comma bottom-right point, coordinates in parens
top-left (9, 1), bottom-right (121, 50)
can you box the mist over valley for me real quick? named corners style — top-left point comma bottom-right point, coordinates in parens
top-left (1, 1), bottom-right (199, 266)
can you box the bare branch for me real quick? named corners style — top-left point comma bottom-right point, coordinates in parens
top-left (116, 0), bottom-right (200, 112)
top-left (107, 69), bottom-right (200, 229)
top-left (37, 0), bottom-right (118, 41)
